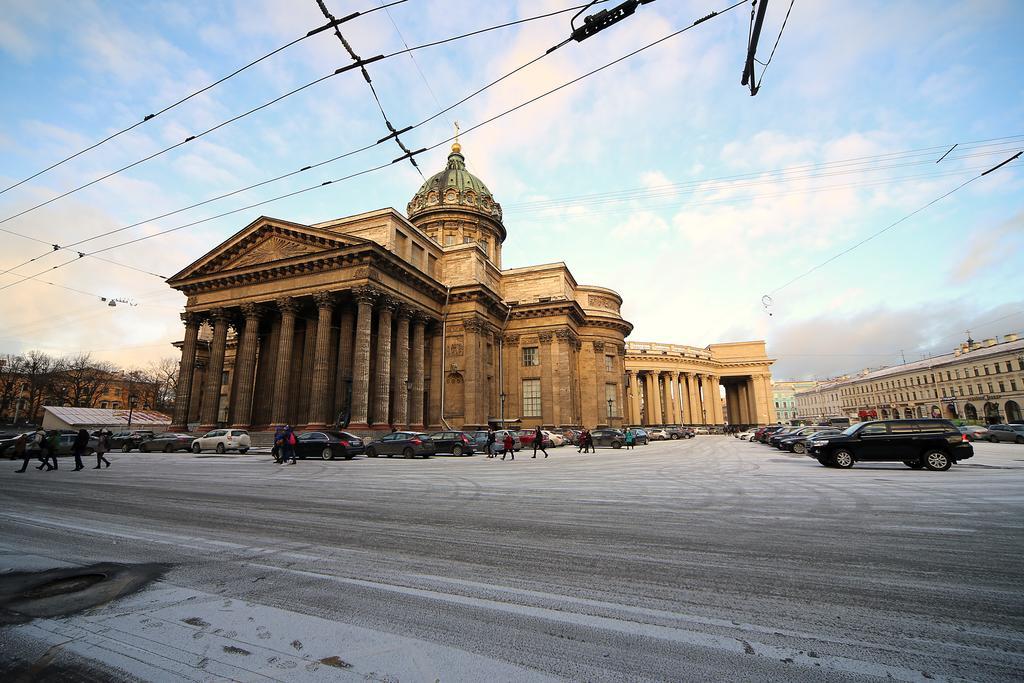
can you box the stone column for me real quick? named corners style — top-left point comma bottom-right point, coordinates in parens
top-left (371, 296), bottom-right (396, 429)
top-left (409, 313), bottom-right (427, 429)
top-left (334, 305), bottom-right (355, 419)
top-left (198, 309), bottom-right (229, 430)
top-left (391, 306), bottom-right (411, 429)
top-left (427, 326), bottom-right (442, 428)
top-left (253, 316), bottom-right (280, 426)
top-left (707, 376), bottom-right (721, 425)
top-left (270, 298), bottom-right (299, 426)
top-left (626, 371), bottom-right (641, 425)
top-left (502, 334), bottom-right (520, 427)
top-left (230, 303), bottom-right (262, 428)
top-left (306, 291), bottom-right (336, 428)
top-left (349, 287), bottom-right (377, 430)
top-left (171, 312), bottom-right (200, 430)
top-left (687, 373), bottom-right (701, 424)
top-left (736, 381), bottom-right (749, 423)
top-left (592, 341), bottom-right (606, 425)
top-left (554, 329), bottom-right (573, 426)
top-left (660, 372), bottom-right (673, 424)
top-left (746, 378), bottom-right (758, 424)
top-left (675, 373), bottom-right (688, 424)
top-left (296, 315), bottom-right (318, 424)
top-left (538, 331), bottom-right (554, 425)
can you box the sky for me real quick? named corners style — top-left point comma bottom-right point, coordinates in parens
top-left (0, 0), bottom-right (1021, 381)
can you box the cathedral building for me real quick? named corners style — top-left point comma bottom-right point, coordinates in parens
top-left (166, 142), bottom-right (634, 434)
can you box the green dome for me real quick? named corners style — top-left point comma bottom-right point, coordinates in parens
top-left (407, 145), bottom-right (503, 223)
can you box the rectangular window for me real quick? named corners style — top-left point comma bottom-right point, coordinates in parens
top-left (605, 355), bottom-right (614, 372)
top-left (444, 234), bottom-right (456, 246)
top-left (412, 243), bottom-right (424, 270)
top-left (974, 367), bottom-right (980, 377)
top-left (1012, 380), bottom-right (1018, 391)
top-left (605, 383), bottom-right (618, 417)
top-left (988, 382), bottom-right (994, 393)
top-left (522, 347), bottom-right (539, 367)
top-left (427, 253), bottom-right (438, 277)
top-left (522, 379), bottom-right (541, 416)
top-left (395, 230), bottom-right (408, 259)
top-left (994, 362), bottom-right (1001, 373)
top-left (998, 381), bottom-right (1005, 392)
top-left (984, 366), bottom-right (990, 375)
top-left (977, 383), bottom-right (984, 394)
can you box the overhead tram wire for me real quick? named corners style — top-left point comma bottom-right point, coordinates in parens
top-left (313, 0), bottom-right (424, 179)
top-left (0, 0), bottom-right (411, 198)
top-left (766, 150), bottom-right (1023, 298)
top-left (0, 0), bottom-right (748, 298)
top-left (0, 1), bottom-right (612, 232)
top-left (754, 0), bottom-right (795, 90)
top-left (0, 1), bottom-right (620, 281)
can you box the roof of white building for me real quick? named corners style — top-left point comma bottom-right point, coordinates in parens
top-left (43, 406), bottom-right (171, 427)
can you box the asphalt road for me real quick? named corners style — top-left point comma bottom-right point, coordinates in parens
top-left (1, 436), bottom-right (1022, 682)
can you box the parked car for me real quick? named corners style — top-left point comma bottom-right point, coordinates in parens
top-left (108, 430), bottom-right (156, 452)
top-left (560, 429), bottom-right (580, 445)
top-left (191, 429), bottom-right (251, 454)
top-left (987, 423), bottom-right (1024, 444)
top-left (140, 433), bottom-right (194, 453)
top-left (957, 425), bottom-right (990, 442)
top-left (770, 425), bottom-right (826, 448)
top-left (737, 429), bottom-right (757, 441)
top-left (648, 428), bottom-right (669, 441)
top-left (517, 430), bottom-right (554, 449)
top-left (665, 427), bottom-right (694, 439)
top-left (754, 425), bottom-right (786, 443)
top-left (428, 430), bottom-right (476, 456)
top-left (779, 429), bottom-right (843, 454)
top-left (495, 429), bottom-right (523, 452)
top-left (806, 419), bottom-right (973, 470)
top-left (0, 431), bottom-right (34, 457)
top-left (591, 428), bottom-right (625, 448)
top-left (693, 427), bottom-right (710, 435)
top-left (365, 431), bottom-right (435, 458)
top-left (293, 431), bottom-right (364, 460)
top-left (629, 428), bottom-right (650, 445)
top-left (543, 430), bottom-right (566, 447)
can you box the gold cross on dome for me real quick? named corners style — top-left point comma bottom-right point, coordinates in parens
top-left (454, 120), bottom-right (460, 144)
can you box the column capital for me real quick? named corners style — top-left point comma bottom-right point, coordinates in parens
top-left (208, 307), bottom-right (230, 323)
top-left (503, 334), bottom-right (520, 346)
top-left (463, 316), bottom-right (488, 334)
top-left (616, 344), bottom-right (626, 357)
top-left (394, 303), bottom-right (414, 320)
top-left (592, 340), bottom-right (605, 352)
top-left (276, 296), bottom-right (300, 314)
top-left (240, 302), bottom-right (262, 320)
top-left (352, 285), bottom-right (379, 305)
top-left (180, 311), bottom-right (201, 326)
top-left (538, 331), bottom-right (554, 344)
top-left (410, 309), bottom-right (432, 325)
top-left (378, 295), bottom-right (399, 312)
top-left (313, 290), bottom-right (336, 309)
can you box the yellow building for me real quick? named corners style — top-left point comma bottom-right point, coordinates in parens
top-left (795, 334), bottom-right (1024, 424)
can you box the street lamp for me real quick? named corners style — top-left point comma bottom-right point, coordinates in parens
top-left (126, 394), bottom-right (137, 429)
top-left (607, 398), bottom-right (614, 425)
top-left (500, 391), bottom-right (507, 426)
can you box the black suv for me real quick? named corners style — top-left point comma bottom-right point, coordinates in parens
top-left (806, 419), bottom-right (973, 471)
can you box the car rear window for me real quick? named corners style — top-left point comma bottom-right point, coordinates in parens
top-left (230, 430), bottom-right (247, 436)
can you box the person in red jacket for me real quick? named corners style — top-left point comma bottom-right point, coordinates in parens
top-left (501, 432), bottom-right (515, 460)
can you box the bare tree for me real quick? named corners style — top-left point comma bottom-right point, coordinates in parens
top-left (148, 357), bottom-right (179, 412)
top-left (0, 354), bottom-right (29, 422)
top-left (22, 351), bottom-right (59, 424)
top-left (121, 368), bottom-right (160, 411)
top-left (59, 353), bottom-right (118, 408)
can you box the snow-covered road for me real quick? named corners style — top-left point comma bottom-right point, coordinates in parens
top-left (1, 436), bottom-right (1022, 681)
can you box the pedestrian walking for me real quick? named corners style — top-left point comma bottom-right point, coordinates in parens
top-left (281, 425), bottom-right (297, 465)
top-left (486, 428), bottom-right (497, 458)
top-left (625, 428), bottom-right (635, 450)
top-left (72, 429), bottom-right (89, 471)
top-left (501, 432), bottom-right (515, 460)
top-left (577, 429), bottom-right (588, 453)
top-left (531, 426), bottom-right (548, 459)
top-left (93, 430), bottom-right (111, 469)
top-left (13, 433), bottom-right (35, 473)
top-left (272, 425), bottom-right (284, 463)
top-left (29, 428), bottom-right (54, 471)
top-left (44, 431), bottom-right (59, 470)
top-left (585, 429), bottom-right (594, 453)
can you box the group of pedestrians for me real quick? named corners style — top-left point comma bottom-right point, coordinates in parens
top-left (576, 429), bottom-right (595, 453)
top-left (272, 425), bottom-right (297, 465)
top-left (14, 428), bottom-right (111, 473)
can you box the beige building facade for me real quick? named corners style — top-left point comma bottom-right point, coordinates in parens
top-left (795, 334), bottom-right (1024, 424)
top-left (167, 144), bottom-right (632, 434)
top-left (623, 341), bottom-right (776, 427)
top-left (772, 380), bottom-right (818, 423)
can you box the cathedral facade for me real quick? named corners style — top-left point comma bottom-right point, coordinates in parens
top-left (166, 143), bottom-right (634, 434)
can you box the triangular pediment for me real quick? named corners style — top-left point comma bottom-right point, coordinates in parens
top-left (168, 216), bottom-right (370, 284)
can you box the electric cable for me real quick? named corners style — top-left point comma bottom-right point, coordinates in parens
top-left (0, 0), bottom-right (410, 198)
top-left (755, 0), bottom-right (795, 89)
top-left (0, 1), bottom-right (612, 230)
top-left (0, 0), bottom-right (748, 298)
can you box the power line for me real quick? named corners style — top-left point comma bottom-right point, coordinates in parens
top-left (755, 0), bottom-right (795, 90)
top-left (0, 2), bottom-right (620, 281)
top-left (767, 150), bottom-right (1022, 297)
top-left (0, 0), bottom-right (747, 299)
top-left (0, 1), bottom-right (611, 231)
top-left (0, 0), bottom-right (410, 198)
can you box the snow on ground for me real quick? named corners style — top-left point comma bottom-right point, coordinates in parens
top-left (1, 437), bottom-right (1023, 681)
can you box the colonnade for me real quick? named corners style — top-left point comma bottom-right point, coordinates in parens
top-left (624, 370), bottom-right (724, 426)
top-left (170, 285), bottom-right (436, 432)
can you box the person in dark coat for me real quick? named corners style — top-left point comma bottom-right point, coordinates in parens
top-left (94, 430), bottom-right (111, 469)
top-left (281, 425), bottom-right (297, 465)
top-left (72, 429), bottom-right (89, 471)
top-left (486, 429), bottom-right (497, 458)
top-left (531, 426), bottom-right (548, 459)
top-left (501, 432), bottom-right (515, 460)
top-left (13, 433), bottom-right (33, 473)
top-left (272, 425), bottom-right (284, 463)
top-left (585, 429), bottom-right (595, 453)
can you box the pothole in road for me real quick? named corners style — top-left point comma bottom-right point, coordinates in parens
top-left (0, 562), bottom-right (166, 625)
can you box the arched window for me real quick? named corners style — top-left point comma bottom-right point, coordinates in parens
top-left (1006, 400), bottom-right (1022, 423)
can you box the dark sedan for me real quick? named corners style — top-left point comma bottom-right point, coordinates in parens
top-left (591, 429), bottom-right (626, 448)
top-left (365, 432), bottom-right (435, 458)
top-left (293, 431), bottom-right (365, 460)
top-left (957, 425), bottom-right (990, 441)
top-left (139, 432), bottom-right (194, 453)
top-left (771, 426), bottom-right (827, 448)
top-left (778, 429), bottom-right (842, 454)
top-left (428, 430), bottom-right (475, 456)
top-left (108, 430), bottom-right (156, 452)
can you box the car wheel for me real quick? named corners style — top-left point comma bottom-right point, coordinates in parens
top-left (903, 460), bottom-right (925, 469)
top-left (403, 447), bottom-right (415, 459)
top-left (670, 434), bottom-right (679, 440)
top-left (192, 443), bottom-right (201, 454)
top-left (793, 443), bottom-right (806, 454)
top-left (239, 448), bottom-right (248, 454)
top-left (163, 444), bottom-right (173, 453)
top-left (121, 444), bottom-right (132, 453)
top-left (832, 449), bottom-right (854, 469)
top-left (452, 445), bottom-right (463, 456)
top-left (215, 443), bottom-right (225, 454)
top-left (344, 453), bottom-right (353, 460)
top-left (1016, 436), bottom-right (1024, 444)
top-left (989, 436), bottom-right (998, 443)
top-left (923, 449), bottom-right (951, 471)
top-left (367, 447), bottom-right (377, 458)
top-left (321, 447), bottom-right (334, 461)
top-left (612, 441), bottom-right (621, 449)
